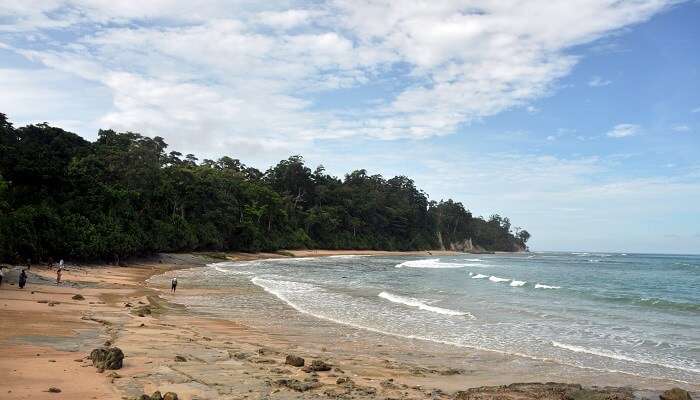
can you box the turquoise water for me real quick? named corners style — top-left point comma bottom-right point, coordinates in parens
top-left (172, 252), bottom-right (700, 383)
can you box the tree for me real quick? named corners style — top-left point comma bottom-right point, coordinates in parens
top-left (0, 113), bottom-right (530, 261)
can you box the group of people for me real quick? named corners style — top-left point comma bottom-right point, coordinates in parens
top-left (0, 258), bottom-right (66, 289)
top-left (0, 259), bottom-right (180, 293)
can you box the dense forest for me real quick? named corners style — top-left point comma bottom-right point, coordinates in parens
top-left (0, 113), bottom-right (529, 262)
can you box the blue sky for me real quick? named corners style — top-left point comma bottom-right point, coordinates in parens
top-left (0, 1), bottom-right (699, 253)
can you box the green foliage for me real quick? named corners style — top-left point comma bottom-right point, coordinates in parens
top-left (0, 114), bottom-right (529, 261)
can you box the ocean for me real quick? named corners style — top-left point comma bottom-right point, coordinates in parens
top-left (151, 252), bottom-right (700, 384)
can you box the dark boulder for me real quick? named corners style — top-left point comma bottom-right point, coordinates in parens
top-left (88, 347), bottom-right (124, 370)
top-left (285, 354), bottom-right (305, 367)
top-left (151, 391), bottom-right (163, 400)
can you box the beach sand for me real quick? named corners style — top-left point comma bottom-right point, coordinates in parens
top-left (0, 251), bottom-right (694, 400)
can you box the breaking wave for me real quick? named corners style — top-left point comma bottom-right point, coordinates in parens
top-left (378, 291), bottom-right (474, 318)
top-left (535, 284), bottom-right (561, 289)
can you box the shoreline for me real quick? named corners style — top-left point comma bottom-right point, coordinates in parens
top-left (0, 251), bottom-right (696, 399)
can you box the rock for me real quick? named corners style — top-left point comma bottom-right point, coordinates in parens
top-left (285, 354), bottom-right (305, 367)
top-left (130, 305), bottom-right (152, 317)
top-left (72, 294), bottom-right (85, 300)
top-left (47, 387), bottom-right (61, 393)
top-left (37, 300), bottom-right (48, 304)
top-left (107, 372), bottom-right (121, 378)
top-left (660, 388), bottom-right (692, 400)
top-left (151, 391), bottom-right (163, 400)
top-left (302, 359), bottom-right (332, 372)
top-left (276, 378), bottom-right (323, 392)
top-left (88, 347), bottom-right (124, 370)
top-left (380, 379), bottom-right (398, 389)
top-left (438, 367), bottom-right (464, 375)
top-left (174, 355), bottom-right (187, 362)
top-left (336, 377), bottom-right (354, 386)
top-left (163, 392), bottom-right (179, 400)
top-left (270, 367), bottom-right (291, 374)
top-left (136, 395), bottom-right (150, 400)
top-left (231, 352), bottom-right (249, 360)
top-left (354, 386), bottom-right (377, 396)
top-left (48, 301), bottom-right (60, 306)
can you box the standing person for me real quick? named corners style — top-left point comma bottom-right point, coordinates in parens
top-left (19, 269), bottom-right (27, 289)
top-left (26, 258), bottom-right (31, 271)
top-left (59, 259), bottom-right (64, 269)
top-left (0, 267), bottom-right (4, 287)
top-left (56, 268), bottom-right (62, 285)
top-left (171, 277), bottom-right (178, 292)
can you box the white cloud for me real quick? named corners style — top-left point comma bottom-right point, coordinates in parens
top-left (0, 0), bottom-right (678, 151)
top-left (607, 123), bottom-right (640, 138)
top-left (588, 76), bottom-right (612, 87)
top-left (672, 124), bottom-right (691, 132)
top-left (692, 107), bottom-right (700, 113)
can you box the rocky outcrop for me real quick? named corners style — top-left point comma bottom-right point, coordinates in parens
top-left (660, 388), bottom-right (693, 400)
top-left (88, 347), bottom-right (124, 370)
top-left (454, 383), bottom-right (634, 400)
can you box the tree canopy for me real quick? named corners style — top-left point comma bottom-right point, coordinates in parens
top-left (0, 114), bottom-right (529, 262)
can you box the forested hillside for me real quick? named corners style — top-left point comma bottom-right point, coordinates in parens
top-left (0, 114), bottom-right (529, 262)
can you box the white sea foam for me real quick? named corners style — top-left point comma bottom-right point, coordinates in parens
top-left (535, 283), bottom-right (561, 289)
top-left (489, 276), bottom-right (510, 283)
top-left (588, 259), bottom-right (600, 263)
top-left (552, 342), bottom-right (700, 374)
top-left (213, 265), bottom-right (252, 275)
top-left (395, 259), bottom-right (465, 269)
top-left (328, 254), bottom-right (369, 258)
top-left (510, 280), bottom-right (527, 287)
top-left (471, 274), bottom-right (488, 279)
top-left (378, 291), bottom-right (473, 318)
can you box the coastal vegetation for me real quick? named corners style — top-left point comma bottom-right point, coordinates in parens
top-left (0, 113), bottom-right (529, 262)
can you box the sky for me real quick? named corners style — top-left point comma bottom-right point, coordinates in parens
top-left (0, 1), bottom-right (699, 254)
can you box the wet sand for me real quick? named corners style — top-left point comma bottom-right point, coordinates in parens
top-left (0, 251), bottom-right (695, 400)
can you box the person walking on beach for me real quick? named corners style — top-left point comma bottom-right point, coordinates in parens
top-left (0, 267), bottom-right (4, 287)
top-left (19, 269), bottom-right (27, 289)
top-left (171, 277), bottom-right (178, 292)
top-left (56, 268), bottom-right (62, 285)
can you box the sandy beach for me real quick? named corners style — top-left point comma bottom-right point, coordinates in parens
top-left (0, 251), bottom-right (695, 400)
